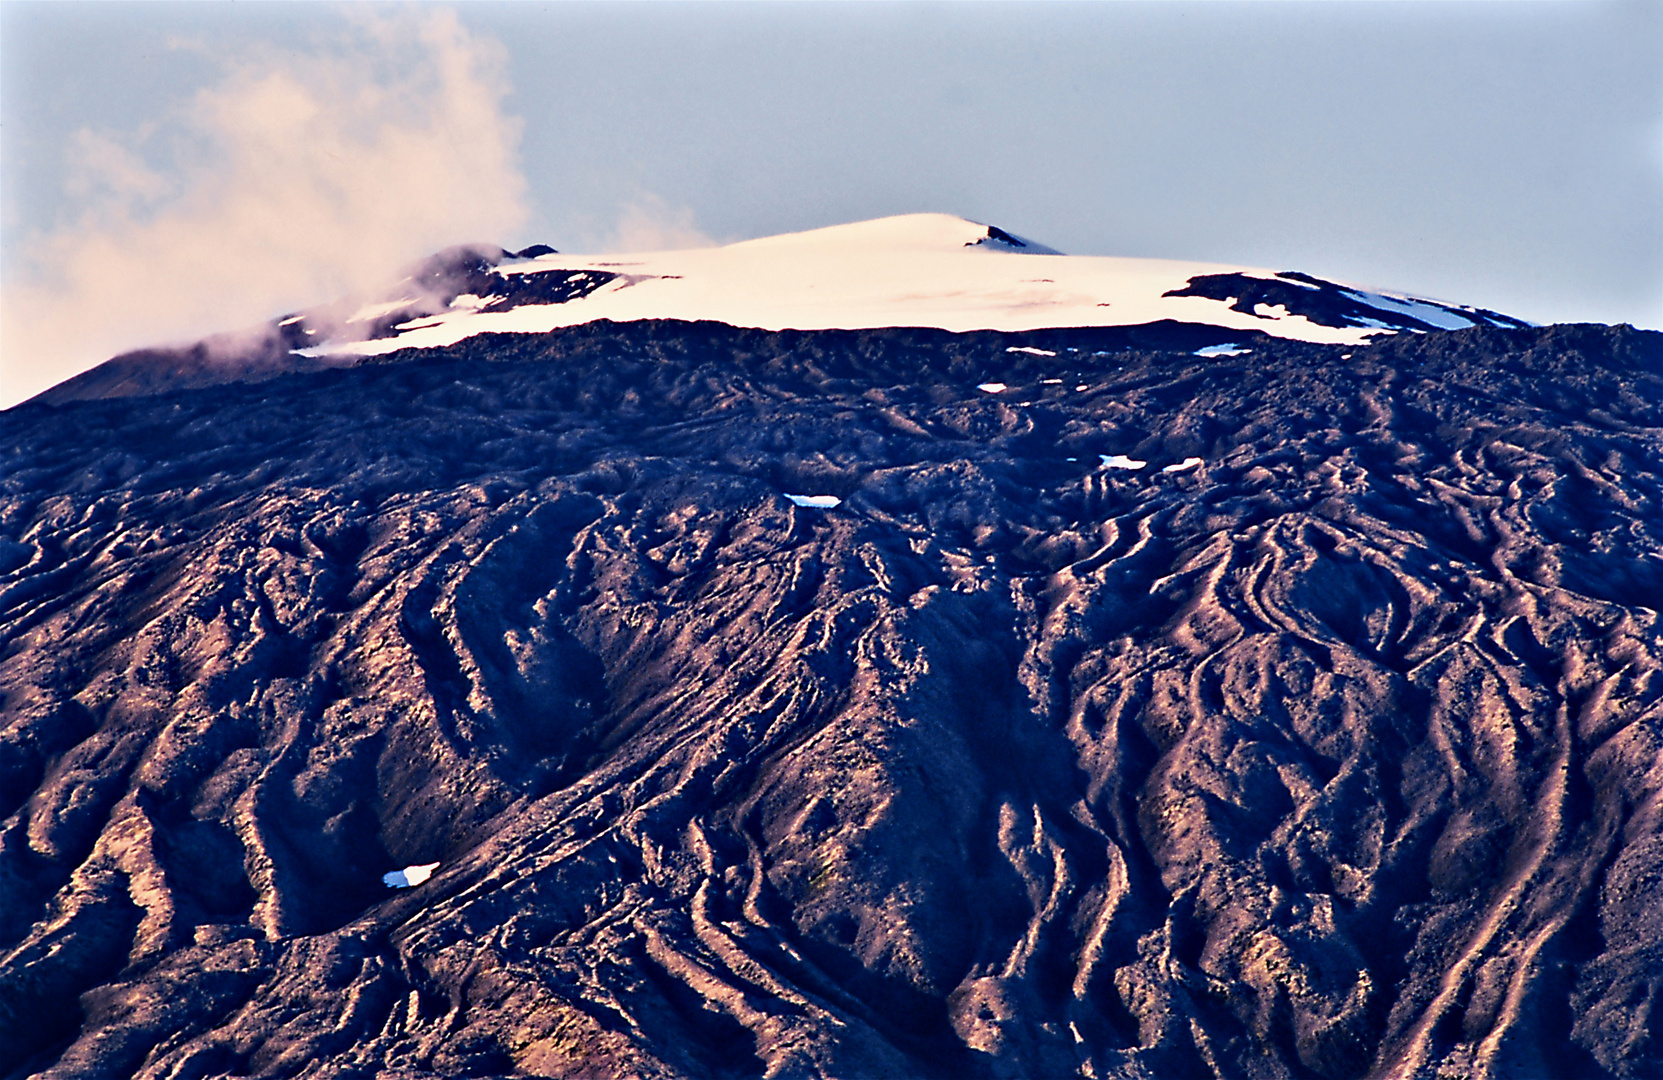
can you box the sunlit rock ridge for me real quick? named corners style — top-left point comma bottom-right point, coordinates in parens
top-left (3, 215), bottom-right (1661, 1080)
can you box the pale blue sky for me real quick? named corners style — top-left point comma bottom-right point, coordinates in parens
top-left (2, 1), bottom-right (1659, 400)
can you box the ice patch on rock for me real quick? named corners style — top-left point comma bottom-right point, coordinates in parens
top-left (347, 298), bottom-right (420, 325)
top-left (384, 862), bottom-right (440, 889)
top-left (1343, 289), bottom-right (1474, 331)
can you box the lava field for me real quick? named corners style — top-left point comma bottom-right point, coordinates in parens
top-left (2, 320), bottom-right (1661, 1079)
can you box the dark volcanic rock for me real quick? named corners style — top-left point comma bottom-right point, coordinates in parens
top-left (1163, 272), bottom-right (1532, 334)
top-left (1, 320), bottom-right (1661, 1079)
top-left (25, 339), bottom-right (345, 407)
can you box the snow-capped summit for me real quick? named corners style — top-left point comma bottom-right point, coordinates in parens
top-left (712, 213), bottom-right (1062, 256)
top-left (32, 213), bottom-right (1537, 407)
top-left (273, 213), bottom-right (1527, 361)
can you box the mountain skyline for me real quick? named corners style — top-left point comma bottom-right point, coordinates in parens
top-left (19, 212), bottom-right (1539, 409)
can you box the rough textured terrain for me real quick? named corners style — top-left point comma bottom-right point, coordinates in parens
top-left (2, 320), bottom-right (1661, 1079)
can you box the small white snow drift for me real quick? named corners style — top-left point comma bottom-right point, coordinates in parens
top-left (384, 862), bottom-right (440, 889)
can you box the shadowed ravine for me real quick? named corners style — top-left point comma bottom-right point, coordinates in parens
top-left (1, 320), bottom-right (1660, 1078)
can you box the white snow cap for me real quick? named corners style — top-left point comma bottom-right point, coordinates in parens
top-left (383, 862), bottom-right (440, 888)
top-left (295, 213), bottom-right (1515, 361)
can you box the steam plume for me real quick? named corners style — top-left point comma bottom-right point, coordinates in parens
top-left (608, 193), bottom-right (717, 253)
top-left (2, 9), bottom-right (528, 407)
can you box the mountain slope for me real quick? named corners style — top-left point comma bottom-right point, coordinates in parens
top-left (3, 319), bottom-right (1661, 1079)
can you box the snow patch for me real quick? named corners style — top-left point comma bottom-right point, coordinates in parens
top-left (1194, 344), bottom-right (1250, 357)
top-left (977, 382), bottom-right (1008, 394)
top-left (384, 862), bottom-right (439, 889)
top-left (1342, 290), bottom-right (1474, 331)
top-left (785, 494), bottom-right (842, 509)
top-left (1162, 457), bottom-right (1204, 474)
top-left (1006, 346), bottom-right (1057, 357)
top-left (1100, 454), bottom-right (1147, 470)
top-left (346, 298), bottom-right (419, 324)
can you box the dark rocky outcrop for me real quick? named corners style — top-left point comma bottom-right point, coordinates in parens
top-left (1162, 272), bottom-right (1531, 334)
top-left (29, 246), bottom-right (612, 408)
top-left (1, 320), bottom-right (1660, 1078)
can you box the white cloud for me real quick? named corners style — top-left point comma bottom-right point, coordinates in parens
top-left (607, 193), bottom-right (717, 253)
top-left (64, 129), bottom-right (173, 206)
top-left (2, 9), bottom-right (529, 407)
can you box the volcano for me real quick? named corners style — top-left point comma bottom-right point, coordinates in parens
top-left (2, 218), bottom-right (1660, 1080)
